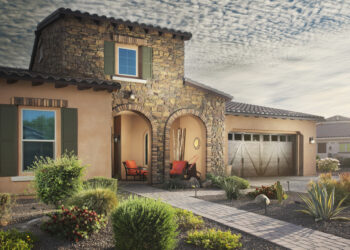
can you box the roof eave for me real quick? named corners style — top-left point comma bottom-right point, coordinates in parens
top-left (225, 111), bottom-right (324, 121)
top-left (184, 78), bottom-right (233, 101)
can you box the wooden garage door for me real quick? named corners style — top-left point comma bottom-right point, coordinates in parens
top-left (228, 133), bottom-right (296, 177)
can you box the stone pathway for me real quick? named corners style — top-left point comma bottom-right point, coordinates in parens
top-left (122, 184), bottom-right (350, 250)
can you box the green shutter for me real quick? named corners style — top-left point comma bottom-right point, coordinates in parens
top-left (61, 108), bottom-right (78, 155)
top-left (0, 105), bottom-right (18, 177)
top-left (104, 41), bottom-right (115, 75)
top-left (142, 46), bottom-right (153, 79)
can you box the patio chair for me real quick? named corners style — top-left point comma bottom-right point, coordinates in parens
top-left (123, 160), bottom-right (148, 181)
top-left (170, 161), bottom-right (188, 179)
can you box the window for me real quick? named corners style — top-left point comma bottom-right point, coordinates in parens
top-left (234, 134), bottom-right (242, 141)
top-left (22, 110), bottom-right (55, 171)
top-left (144, 133), bottom-right (149, 165)
top-left (271, 135), bottom-right (278, 141)
top-left (118, 47), bottom-right (137, 76)
top-left (318, 143), bottom-right (327, 153)
top-left (228, 133), bottom-right (233, 141)
top-left (244, 134), bottom-right (251, 141)
top-left (280, 135), bottom-right (286, 142)
top-left (253, 134), bottom-right (260, 141)
top-left (263, 135), bottom-right (270, 141)
top-left (339, 143), bottom-right (350, 153)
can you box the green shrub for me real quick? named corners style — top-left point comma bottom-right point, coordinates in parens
top-left (0, 193), bottom-right (13, 226)
top-left (0, 229), bottom-right (36, 250)
top-left (112, 197), bottom-right (178, 250)
top-left (206, 174), bottom-right (250, 191)
top-left (311, 173), bottom-right (350, 205)
top-left (83, 177), bottom-right (118, 193)
top-left (222, 179), bottom-right (239, 200)
top-left (317, 158), bottom-right (340, 172)
top-left (41, 206), bottom-right (106, 242)
top-left (248, 183), bottom-right (287, 200)
top-left (298, 182), bottom-right (349, 221)
top-left (225, 176), bottom-right (250, 189)
top-left (164, 177), bottom-right (186, 190)
top-left (31, 153), bottom-right (86, 206)
top-left (187, 229), bottom-right (242, 249)
top-left (66, 188), bottom-right (118, 215)
top-left (174, 208), bottom-right (204, 230)
top-left (206, 173), bottom-right (224, 188)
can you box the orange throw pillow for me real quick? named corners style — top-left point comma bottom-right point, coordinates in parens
top-left (170, 161), bottom-right (187, 175)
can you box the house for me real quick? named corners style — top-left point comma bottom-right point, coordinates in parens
top-left (0, 8), bottom-right (323, 193)
top-left (316, 115), bottom-right (350, 163)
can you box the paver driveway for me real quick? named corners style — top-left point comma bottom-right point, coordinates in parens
top-left (122, 184), bottom-right (350, 250)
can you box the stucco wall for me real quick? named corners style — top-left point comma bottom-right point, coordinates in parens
top-left (224, 115), bottom-right (317, 176)
top-left (170, 115), bottom-right (206, 180)
top-left (0, 79), bottom-right (113, 193)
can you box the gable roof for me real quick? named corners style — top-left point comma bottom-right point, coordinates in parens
top-left (317, 122), bottom-right (350, 138)
top-left (326, 115), bottom-right (350, 122)
top-left (0, 66), bottom-right (121, 92)
top-left (183, 78), bottom-right (233, 100)
top-left (226, 101), bottom-right (324, 121)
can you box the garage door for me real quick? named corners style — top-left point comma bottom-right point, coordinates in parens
top-left (228, 133), bottom-right (296, 177)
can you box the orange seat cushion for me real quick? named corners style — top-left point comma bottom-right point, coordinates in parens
top-left (126, 160), bottom-right (138, 175)
top-left (140, 170), bottom-right (148, 175)
top-left (170, 161), bottom-right (187, 175)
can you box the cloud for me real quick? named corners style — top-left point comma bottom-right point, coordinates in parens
top-left (0, 0), bottom-right (350, 117)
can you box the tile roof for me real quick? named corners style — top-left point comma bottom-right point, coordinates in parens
top-left (183, 78), bottom-right (233, 100)
top-left (226, 101), bottom-right (324, 121)
top-left (325, 115), bottom-right (350, 121)
top-left (37, 8), bottom-right (192, 40)
top-left (0, 66), bottom-right (121, 92)
top-left (317, 122), bottom-right (350, 138)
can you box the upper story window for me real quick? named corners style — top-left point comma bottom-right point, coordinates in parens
top-left (22, 109), bottom-right (55, 171)
top-left (117, 47), bottom-right (137, 77)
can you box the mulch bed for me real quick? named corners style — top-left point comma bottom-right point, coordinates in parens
top-left (198, 191), bottom-right (350, 240)
top-left (1, 192), bottom-right (285, 249)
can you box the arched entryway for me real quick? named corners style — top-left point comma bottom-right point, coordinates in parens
top-left (113, 104), bottom-right (158, 184)
top-left (164, 109), bottom-right (210, 181)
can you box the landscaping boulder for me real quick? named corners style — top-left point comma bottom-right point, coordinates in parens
top-left (254, 194), bottom-right (270, 206)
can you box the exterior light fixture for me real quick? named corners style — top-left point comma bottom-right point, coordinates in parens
top-left (309, 137), bottom-right (315, 144)
top-left (123, 90), bottom-right (135, 100)
top-left (130, 92), bottom-right (135, 100)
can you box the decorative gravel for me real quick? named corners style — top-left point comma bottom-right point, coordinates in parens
top-left (198, 191), bottom-right (350, 240)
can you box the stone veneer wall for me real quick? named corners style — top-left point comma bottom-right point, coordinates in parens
top-left (31, 15), bottom-right (226, 183)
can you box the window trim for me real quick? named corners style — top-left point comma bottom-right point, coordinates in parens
top-left (116, 45), bottom-right (138, 77)
top-left (21, 109), bottom-right (56, 172)
top-left (144, 132), bottom-right (149, 166)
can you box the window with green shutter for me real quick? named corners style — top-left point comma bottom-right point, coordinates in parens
top-left (142, 46), bottom-right (153, 79)
top-left (0, 105), bottom-right (18, 177)
top-left (61, 108), bottom-right (78, 155)
top-left (104, 41), bottom-right (115, 75)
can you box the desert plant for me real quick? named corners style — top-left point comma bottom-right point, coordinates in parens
top-left (83, 177), bottom-right (118, 193)
top-left (111, 197), bottom-right (178, 250)
top-left (276, 181), bottom-right (284, 204)
top-left (187, 229), bottom-right (242, 249)
top-left (41, 206), bottom-right (106, 242)
top-left (0, 229), bottom-right (36, 250)
top-left (317, 158), bottom-right (340, 172)
top-left (174, 208), bottom-right (204, 230)
top-left (298, 182), bottom-right (349, 221)
top-left (222, 179), bottom-right (239, 200)
top-left (312, 173), bottom-right (350, 205)
top-left (31, 153), bottom-right (86, 206)
top-left (225, 176), bottom-right (250, 189)
top-left (0, 193), bottom-right (13, 226)
top-left (248, 183), bottom-right (287, 200)
top-left (66, 188), bottom-right (118, 215)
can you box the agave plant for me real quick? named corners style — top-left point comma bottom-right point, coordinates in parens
top-left (298, 183), bottom-right (349, 222)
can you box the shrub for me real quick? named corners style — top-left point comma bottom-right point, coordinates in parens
top-left (222, 179), bottom-right (239, 200)
top-left (317, 158), bottom-right (340, 172)
top-left (312, 173), bottom-right (350, 205)
top-left (41, 205), bottom-right (106, 242)
top-left (0, 193), bottom-right (13, 226)
top-left (31, 153), bottom-right (86, 206)
top-left (0, 229), bottom-right (36, 250)
top-left (187, 229), bottom-right (242, 249)
top-left (83, 177), bottom-right (118, 193)
top-left (66, 188), bottom-right (118, 215)
top-left (341, 158), bottom-right (350, 168)
top-left (174, 208), bottom-right (204, 230)
top-left (112, 197), bottom-right (178, 250)
top-left (206, 173), bottom-right (224, 188)
top-left (164, 177), bottom-right (186, 190)
top-left (225, 176), bottom-right (250, 189)
top-left (298, 182), bottom-right (349, 221)
top-left (248, 183), bottom-right (287, 200)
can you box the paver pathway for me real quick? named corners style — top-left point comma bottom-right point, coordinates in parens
top-left (122, 184), bottom-right (350, 250)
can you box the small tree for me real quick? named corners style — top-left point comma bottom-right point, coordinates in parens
top-left (31, 153), bottom-right (86, 207)
top-left (317, 158), bottom-right (340, 172)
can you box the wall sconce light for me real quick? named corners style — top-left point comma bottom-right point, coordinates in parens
top-left (123, 90), bottom-right (135, 100)
top-left (309, 137), bottom-right (315, 144)
top-left (114, 135), bottom-right (120, 143)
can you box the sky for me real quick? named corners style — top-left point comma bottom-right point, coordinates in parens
top-left (0, 0), bottom-right (350, 118)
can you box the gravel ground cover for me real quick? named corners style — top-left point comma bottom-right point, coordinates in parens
top-left (198, 191), bottom-right (350, 240)
top-left (2, 190), bottom-right (286, 249)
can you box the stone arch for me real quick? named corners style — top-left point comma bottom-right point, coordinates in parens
top-left (113, 104), bottom-right (159, 184)
top-left (164, 108), bottom-right (212, 181)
